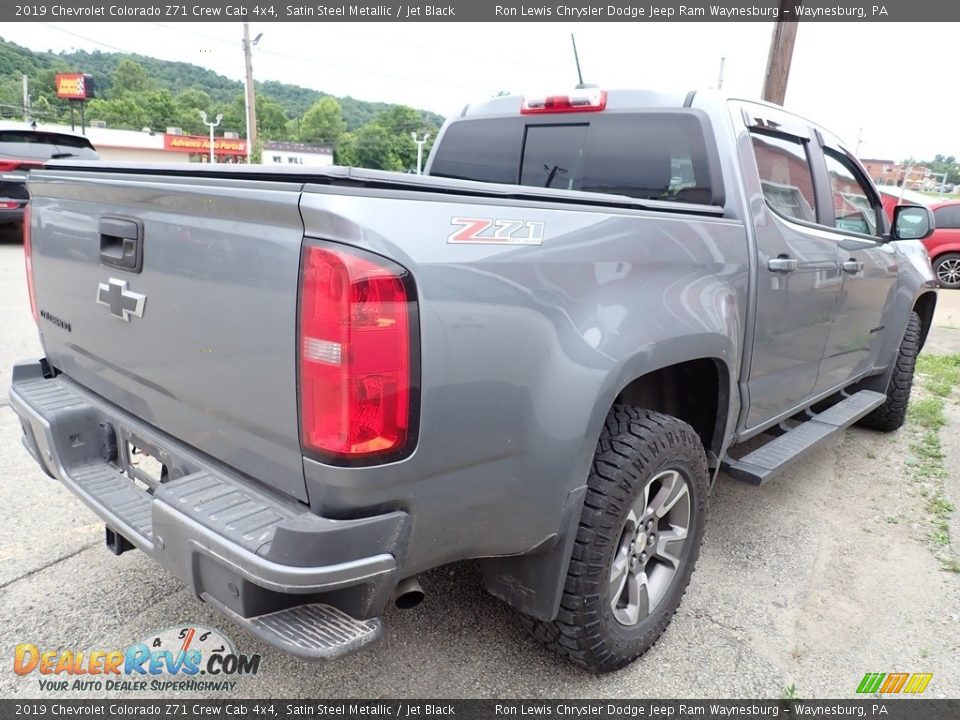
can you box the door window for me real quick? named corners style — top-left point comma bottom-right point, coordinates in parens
top-left (823, 149), bottom-right (881, 237)
top-left (751, 132), bottom-right (818, 223)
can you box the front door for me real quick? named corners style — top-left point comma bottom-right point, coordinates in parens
top-left (740, 111), bottom-right (843, 429)
top-left (811, 142), bottom-right (898, 394)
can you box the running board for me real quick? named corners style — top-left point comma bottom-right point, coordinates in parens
top-left (721, 390), bottom-right (886, 486)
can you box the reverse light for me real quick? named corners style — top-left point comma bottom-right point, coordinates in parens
top-left (521, 88), bottom-right (607, 114)
top-left (298, 244), bottom-right (417, 462)
top-left (23, 204), bottom-right (38, 324)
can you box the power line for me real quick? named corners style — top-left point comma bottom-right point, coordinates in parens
top-left (138, 21), bottom-right (477, 92)
top-left (37, 22), bottom-right (242, 77)
top-left (38, 22), bottom-right (129, 53)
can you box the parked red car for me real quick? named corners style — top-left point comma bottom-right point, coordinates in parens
top-left (925, 201), bottom-right (960, 289)
top-left (878, 186), bottom-right (960, 289)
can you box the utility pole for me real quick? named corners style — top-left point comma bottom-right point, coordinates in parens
top-left (242, 23), bottom-right (260, 164)
top-left (761, 1), bottom-right (801, 105)
top-left (855, 127), bottom-right (863, 157)
top-left (717, 57), bottom-right (725, 90)
top-left (411, 132), bottom-right (430, 175)
top-left (199, 111), bottom-right (223, 163)
top-left (899, 163), bottom-right (914, 203)
top-left (22, 74), bottom-right (30, 123)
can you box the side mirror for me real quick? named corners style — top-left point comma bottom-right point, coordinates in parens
top-left (891, 204), bottom-right (935, 241)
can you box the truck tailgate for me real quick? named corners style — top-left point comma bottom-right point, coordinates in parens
top-left (27, 168), bottom-right (308, 501)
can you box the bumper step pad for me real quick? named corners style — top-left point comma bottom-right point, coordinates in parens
top-left (203, 595), bottom-right (383, 660)
top-left (721, 390), bottom-right (886, 486)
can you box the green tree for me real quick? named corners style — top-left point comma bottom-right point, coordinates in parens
top-left (335, 123), bottom-right (404, 171)
top-left (86, 97), bottom-right (149, 130)
top-left (141, 89), bottom-right (177, 131)
top-left (111, 59), bottom-right (151, 96)
top-left (174, 88), bottom-right (212, 134)
top-left (374, 104), bottom-right (424, 137)
top-left (255, 95), bottom-right (289, 141)
top-left (369, 105), bottom-right (438, 171)
top-left (300, 97), bottom-right (346, 145)
top-left (30, 95), bottom-right (53, 122)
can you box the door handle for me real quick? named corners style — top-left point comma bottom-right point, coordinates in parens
top-left (842, 259), bottom-right (864, 274)
top-left (99, 216), bottom-right (143, 273)
top-left (768, 256), bottom-right (798, 273)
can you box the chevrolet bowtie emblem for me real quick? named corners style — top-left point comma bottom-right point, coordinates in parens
top-left (96, 278), bottom-right (146, 322)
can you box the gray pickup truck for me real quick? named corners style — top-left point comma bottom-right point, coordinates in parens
top-left (10, 88), bottom-right (938, 672)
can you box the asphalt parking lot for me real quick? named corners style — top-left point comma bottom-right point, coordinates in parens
top-left (1, 225), bottom-right (958, 699)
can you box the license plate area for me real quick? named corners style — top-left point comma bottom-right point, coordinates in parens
top-left (119, 428), bottom-right (173, 492)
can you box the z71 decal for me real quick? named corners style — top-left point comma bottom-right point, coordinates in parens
top-left (448, 217), bottom-right (545, 246)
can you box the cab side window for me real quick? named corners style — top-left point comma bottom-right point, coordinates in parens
top-left (751, 132), bottom-right (818, 223)
top-left (823, 149), bottom-right (881, 237)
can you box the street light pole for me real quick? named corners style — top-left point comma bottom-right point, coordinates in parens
top-left (199, 111), bottom-right (223, 163)
top-left (411, 132), bottom-right (430, 175)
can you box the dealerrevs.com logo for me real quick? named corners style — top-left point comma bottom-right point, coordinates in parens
top-left (13, 625), bottom-right (261, 693)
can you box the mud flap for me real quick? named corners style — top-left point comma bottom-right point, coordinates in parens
top-left (480, 485), bottom-right (587, 621)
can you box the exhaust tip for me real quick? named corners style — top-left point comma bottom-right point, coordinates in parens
top-left (393, 577), bottom-right (424, 609)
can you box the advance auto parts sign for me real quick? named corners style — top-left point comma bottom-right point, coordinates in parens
top-left (163, 134), bottom-right (247, 156)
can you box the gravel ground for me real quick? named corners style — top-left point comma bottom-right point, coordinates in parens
top-left (0, 228), bottom-right (958, 699)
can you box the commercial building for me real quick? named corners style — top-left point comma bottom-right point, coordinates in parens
top-left (261, 141), bottom-right (334, 167)
top-left (27, 122), bottom-right (249, 163)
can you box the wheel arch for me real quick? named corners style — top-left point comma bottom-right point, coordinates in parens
top-left (913, 291), bottom-right (937, 351)
top-left (481, 349), bottom-right (735, 623)
top-left (612, 357), bottom-right (731, 462)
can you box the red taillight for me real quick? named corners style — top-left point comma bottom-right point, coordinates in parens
top-left (0, 160), bottom-right (43, 172)
top-left (521, 88), bottom-right (607, 114)
top-left (23, 204), bottom-right (38, 324)
top-left (299, 245), bottom-right (416, 461)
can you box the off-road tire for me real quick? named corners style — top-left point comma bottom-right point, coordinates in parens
top-left (521, 406), bottom-right (708, 672)
top-left (857, 311), bottom-right (921, 432)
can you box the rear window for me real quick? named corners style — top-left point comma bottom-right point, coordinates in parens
top-left (0, 131), bottom-right (99, 161)
top-left (933, 205), bottom-right (960, 229)
top-left (430, 112), bottom-right (719, 205)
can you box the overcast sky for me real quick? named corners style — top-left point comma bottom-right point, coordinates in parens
top-left (10, 21), bottom-right (958, 161)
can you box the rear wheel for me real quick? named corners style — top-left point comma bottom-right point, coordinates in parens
top-left (522, 406), bottom-right (708, 672)
top-left (857, 312), bottom-right (921, 432)
top-left (934, 253), bottom-right (960, 289)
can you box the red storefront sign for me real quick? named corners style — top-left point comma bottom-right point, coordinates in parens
top-left (163, 134), bottom-right (247, 156)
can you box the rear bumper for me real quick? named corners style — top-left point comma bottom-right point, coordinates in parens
top-left (9, 359), bottom-right (409, 659)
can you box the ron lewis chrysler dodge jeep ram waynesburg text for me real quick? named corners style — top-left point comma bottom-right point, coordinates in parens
top-left (10, 88), bottom-right (938, 671)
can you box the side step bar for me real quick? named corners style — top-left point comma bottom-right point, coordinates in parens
top-left (721, 390), bottom-right (886, 486)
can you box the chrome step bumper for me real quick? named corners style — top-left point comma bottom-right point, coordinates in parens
top-left (9, 359), bottom-right (408, 660)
